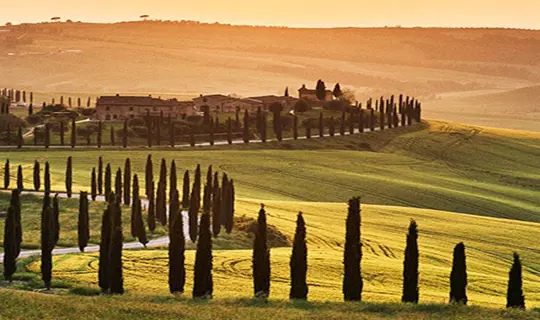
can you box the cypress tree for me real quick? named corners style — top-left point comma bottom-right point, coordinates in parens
top-left (188, 189), bottom-right (199, 242)
top-left (3, 159), bottom-right (9, 189)
top-left (290, 212), bottom-right (308, 300)
top-left (17, 165), bottom-right (23, 192)
top-left (224, 180), bottom-right (235, 234)
top-left (329, 116), bottom-right (335, 137)
top-left (71, 118), bottom-right (76, 148)
top-left (293, 114), bottom-right (298, 140)
top-left (343, 197), bottom-right (363, 301)
top-left (65, 156), bottom-right (72, 197)
top-left (98, 201), bottom-right (112, 293)
top-left (169, 188), bottom-right (180, 228)
top-left (243, 110), bottom-right (250, 143)
top-left (206, 166), bottom-right (213, 192)
top-left (261, 113), bottom-right (267, 143)
top-left (450, 242), bottom-right (468, 304)
top-left (131, 174), bottom-right (140, 237)
top-left (209, 117), bottom-right (215, 146)
top-left (156, 159), bottom-right (167, 226)
top-left (318, 112), bottom-right (324, 138)
top-left (348, 115), bottom-right (354, 135)
top-left (44, 162), bottom-right (51, 195)
top-left (110, 126), bottom-right (115, 146)
top-left (52, 194), bottom-right (60, 247)
top-left (115, 168), bottom-right (122, 201)
top-left (97, 121), bottom-right (102, 148)
top-left (91, 168), bottom-right (97, 201)
top-left (379, 99), bottom-right (385, 131)
top-left (122, 120), bottom-right (128, 148)
top-left (41, 203), bottom-right (55, 290)
top-left (370, 108), bottom-right (375, 131)
top-left (170, 160), bottom-right (177, 203)
top-left (17, 126), bottom-right (22, 149)
top-left (235, 110), bottom-right (241, 131)
top-left (109, 197), bottom-right (124, 295)
top-left (202, 184), bottom-right (211, 214)
top-left (402, 220), bottom-right (419, 304)
top-left (253, 205), bottom-right (270, 298)
top-left (359, 110), bottom-right (365, 133)
top-left (147, 180), bottom-right (156, 233)
top-left (212, 177), bottom-right (221, 237)
top-left (145, 155), bottom-right (153, 197)
top-left (105, 164), bottom-right (112, 201)
top-left (60, 121), bottom-right (65, 146)
top-left (3, 205), bottom-right (17, 282)
top-left (33, 160), bottom-right (40, 191)
top-left (78, 191), bottom-right (90, 252)
top-left (507, 253), bottom-right (525, 309)
top-left (169, 120), bottom-right (175, 148)
top-left (340, 111), bottom-right (346, 136)
top-left (134, 198), bottom-right (148, 246)
top-left (123, 158), bottom-right (131, 205)
top-left (10, 190), bottom-right (22, 258)
top-left (182, 170), bottom-right (190, 209)
top-left (44, 123), bottom-right (50, 148)
top-left (98, 157), bottom-right (103, 195)
top-left (227, 118), bottom-right (233, 144)
top-left (193, 212), bottom-right (213, 299)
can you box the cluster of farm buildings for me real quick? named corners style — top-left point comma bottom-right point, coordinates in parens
top-left (94, 85), bottom-right (333, 121)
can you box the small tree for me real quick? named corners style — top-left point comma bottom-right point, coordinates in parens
top-left (44, 162), bottom-right (51, 195)
top-left (333, 83), bottom-right (342, 99)
top-left (318, 112), bottom-right (324, 138)
top-left (402, 220), bottom-right (419, 304)
top-left (98, 201), bottom-right (112, 293)
top-left (243, 110), bottom-right (250, 144)
top-left (70, 118), bottom-right (76, 148)
top-left (33, 160), bottom-right (40, 191)
top-left (78, 191), bottom-right (90, 252)
top-left (450, 242), bottom-right (468, 304)
top-left (169, 196), bottom-right (186, 294)
top-left (212, 177), bottom-right (221, 237)
top-left (293, 114), bottom-right (298, 140)
top-left (156, 159), bottom-right (167, 226)
top-left (145, 155), bottom-right (153, 197)
top-left (148, 180), bottom-right (156, 233)
top-left (115, 168), bottom-right (122, 202)
top-left (170, 160), bottom-right (177, 203)
top-left (65, 156), bottom-right (73, 197)
top-left (507, 253), bottom-right (525, 309)
top-left (193, 212), bottom-right (213, 299)
top-left (105, 164), bottom-right (112, 201)
top-left (17, 126), bottom-right (23, 149)
top-left (3, 205), bottom-right (18, 282)
top-left (44, 124), bottom-right (50, 148)
top-left (123, 158), bottom-right (131, 205)
top-left (182, 170), bottom-right (190, 209)
top-left (109, 197), bottom-right (124, 295)
top-left (188, 188), bottom-right (199, 242)
top-left (316, 80), bottom-right (326, 101)
top-left (41, 203), bottom-right (55, 290)
top-left (134, 198), bottom-right (148, 246)
top-left (52, 194), bottom-right (60, 246)
top-left (131, 174), bottom-right (140, 237)
top-left (98, 156), bottom-right (103, 195)
top-left (253, 205), bottom-right (270, 299)
top-left (59, 122), bottom-right (65, 146)
top-left (290, 212), bottom-right (308, 300)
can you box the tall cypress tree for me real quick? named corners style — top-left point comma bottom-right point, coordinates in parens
top-left (17, 126), bottom-right (23, 149)
top-left (109, 196), bottom-right (124, 294)
top-left (134, 198), bottom-right (148, 246)
top-left (212, 177), bottom-right (221, 237)
top-left (115, 168), bottom-right (122, 201)
top-left (157, 159), bottom-right (167, 226)
top-left (145, 155), bottom-right (153, 197)
top-left (70, 118), bottom-right (76, 148)
top-left (122, 119), bottom-right (128, 148)
top-left (148, 180), bottom-right (156, 233)
top-left (17, 165), bottom-right (23, 192)
top-left (182, 170), bottom-right (190, 209)
top-left (261, 113), bottom-right (267, 143)
top-left (123, 158), bottom-right (131, 205)
top-left (3, 205), bottom-right (18, 282)
top-left (52, 194), bottom-right (60, 247)
top-left (98, 157), bottom-right (103, 195)
top-left (3, 159), bottom-right (9, 189)
top-left (44, 162), bottom-right (51, 195)
top-left (193, 212), bottom-right (213, 299)
top-left (33, 160), bottom-right (40, 191)
top-left (91, 168), bottom-right (97, 201)
top-left (243, 109), bottom-right (250, 144)
top-left (105, 164), bottom-right (112, 201)
top-left (225, 180), bottom-right (235, 234)
top-left (10, 190), bottom-right (22, 259)
top-left (253, 205), bottom-right (270, 298)
top-left (318, 112), bottom-right (324, 138)
top-left (290, 212), bottom-right (308, 300)
top-left (402, 220), bottom-right (419, 303)
top-left (209, 117), bottom-right (215, 146)
top-left (170, 160), bottom-right (177, 202)
top-left (188, 189), bottom-right (199, 242)
top-left (65, 156), bottom-right (72, 198)
top-left (131, 174), bottom-right (140, 237)
top-left (450, 242), bottom-right (468, 304)
top-left (97, 121), bottom-right (102, 148)
top-left (507, 253), bottom-right (525, 309)
top-left (343, 197), bottom-right (363, 301)
top-left (60, 121), bottom-right (65, 146)
top-left (41, 203), bottom-right (55, 290)
top-left (78, 191), bottom-right (90, 252)
top-left (98, 201), bottom-right (112, 293)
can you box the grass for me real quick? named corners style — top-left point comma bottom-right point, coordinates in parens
top-left (0, 120), bottom-right (539, 318)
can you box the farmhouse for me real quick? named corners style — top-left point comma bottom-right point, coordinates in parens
top-left (298, 84), bottom-right (333, 102)
top-left (95, 95), bottom-right (194, 121)
top-left (249, 95), bottom-right (299, 110)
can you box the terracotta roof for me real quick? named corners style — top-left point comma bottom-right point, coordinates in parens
top-left (97, 96), bottom-right (178, 107)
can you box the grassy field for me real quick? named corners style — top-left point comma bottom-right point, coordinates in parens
top-left (0, 120), bottom-right (539, 318)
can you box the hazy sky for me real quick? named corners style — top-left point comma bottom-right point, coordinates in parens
top-left (2, 0), bottom-right (539, 29)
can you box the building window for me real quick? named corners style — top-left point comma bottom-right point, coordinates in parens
top-left (129, 107), bottom-right (134, 111)
top-left (113, 115), bottom-right (118, 119)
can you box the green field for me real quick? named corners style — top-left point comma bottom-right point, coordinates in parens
top-left (1, 120), bottom-right (539, 319)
